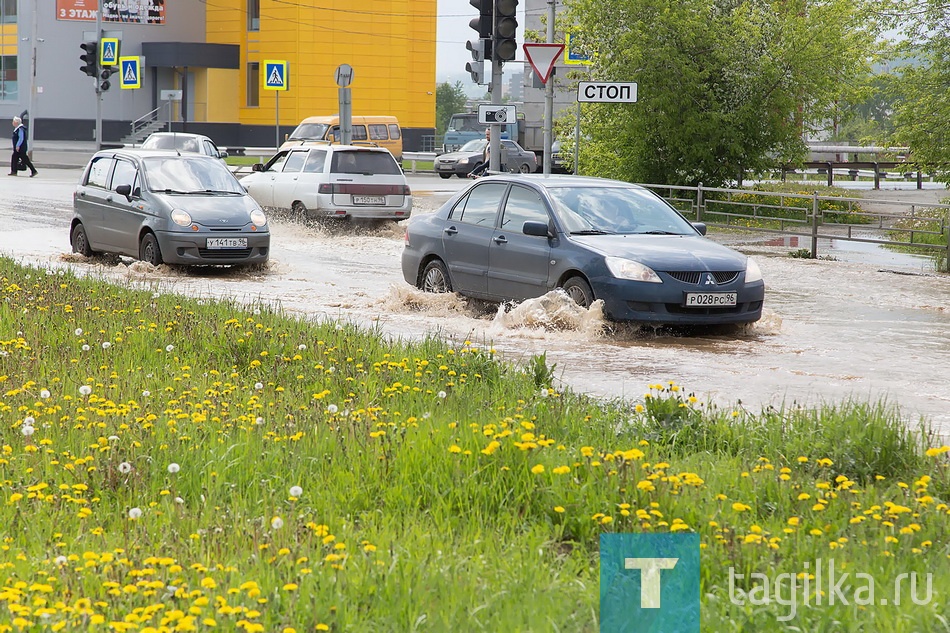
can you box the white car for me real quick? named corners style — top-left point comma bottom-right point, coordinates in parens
top-left (141, 132), bottom-right (229, 162)
top-left (240, 144), bottom-right (412, 221)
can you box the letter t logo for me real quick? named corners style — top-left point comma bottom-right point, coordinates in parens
top-left (624, 558), bottom-right (678, 608)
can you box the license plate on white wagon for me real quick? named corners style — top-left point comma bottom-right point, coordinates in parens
top-left (206, 237), bottom-right (247, 249)
top-left (685, 292), bottom-right (737, 307)
top-left (352, 195), bottom-right (386, 205)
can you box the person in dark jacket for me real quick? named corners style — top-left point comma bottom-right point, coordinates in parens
top-left (10, 116), bottom-right (38, 177)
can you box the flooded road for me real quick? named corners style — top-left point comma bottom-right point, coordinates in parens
top-left (3, 170), bottom-right (949, 436)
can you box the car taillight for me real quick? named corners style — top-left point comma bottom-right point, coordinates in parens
top-left (318, 183), bottom-right (332, 194)
top-left (402, 185), bottom-right (411, 195)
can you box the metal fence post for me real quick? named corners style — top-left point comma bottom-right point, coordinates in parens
top-left (696, 182), bottom-right (704, 222)
top-left (811, 192), bottom-right (819, 259)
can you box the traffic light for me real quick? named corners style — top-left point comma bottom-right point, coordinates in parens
top-left (99, 66), bottom-right (117, 92)
top-left (80, 41), bottom-right (99, 77)
top-left (493, 0), bottom-right (518, 62)
top-left (465, 40), bottom-right (487, 85)
top-left (469, 0), bottom-right (492, 39)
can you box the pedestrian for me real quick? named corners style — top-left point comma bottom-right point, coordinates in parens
top-left (468, 128), bottom-right (491, 178)
top-left (10, 116), bottom-right (38, 177)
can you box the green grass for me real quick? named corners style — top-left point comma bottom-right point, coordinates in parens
top-left (1, 257), bottom-right (948, 631)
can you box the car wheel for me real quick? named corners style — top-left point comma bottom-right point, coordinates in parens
top-left (561, 276), bottom-right (595, 308)
top-left (70, 223), bottom-right (94, 257)
top-left (439, 173), bottom-right (452, 179)
top-left (291, 201), bottom-right (307, 223)
top-left (519, 163), bottom-right (532, 174)
top-left (139, 232), bottom-right (163, 266)
top-left (421, 259), bottom-right (452, 294)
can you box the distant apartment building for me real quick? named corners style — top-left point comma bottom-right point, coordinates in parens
top-left (1, 1), bottom-right (436, 148)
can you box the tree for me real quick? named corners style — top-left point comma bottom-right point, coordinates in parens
top-left (435, 82), bottom-right (469, 139)
top-left (887, 0), bottom-right (950, 183)
top-left (561, 0), bottom-right (881, 186)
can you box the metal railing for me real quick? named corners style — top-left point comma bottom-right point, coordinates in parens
top-left (644, 183), bottom-right (950, 266)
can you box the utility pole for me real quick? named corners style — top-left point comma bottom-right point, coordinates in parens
top-left (26, 0), bottom-right (39, 159)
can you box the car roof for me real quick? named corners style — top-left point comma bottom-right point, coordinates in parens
top-left (474, 174), bottom-right (647, 189)
top-left (145, 132), bottom-right (212, 141)
top-left (91, 148), bottom-right (219, 160)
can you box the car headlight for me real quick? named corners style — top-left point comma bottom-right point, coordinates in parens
top-left (171, 208), bottom-right (192, 227)
top-left (458, 158), bottom-right (469, 165)
top-left (605, 256), bottom-right (662, 283)
top-left (745, 257), bottom-right (763, 283)
top-left (250, 208), bottom-right (268, 227)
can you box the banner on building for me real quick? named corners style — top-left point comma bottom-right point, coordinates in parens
top-left (57, 0), bottom-right (166, 25)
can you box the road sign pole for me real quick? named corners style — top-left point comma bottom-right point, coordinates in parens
top-left (275, 91), bottom-right (280, 149)
top-left (543, 0), bottom-right (555, 174)
top-left (95, 7), bottom-right (102, 149)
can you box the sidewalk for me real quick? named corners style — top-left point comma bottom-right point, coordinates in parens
top-left (28, 141), bottom-right (97, 170)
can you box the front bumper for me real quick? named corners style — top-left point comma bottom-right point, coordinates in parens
top-left (156, 230), bottom-right (271, 265)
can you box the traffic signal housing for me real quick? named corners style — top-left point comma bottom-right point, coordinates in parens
top-left (469, 0), bottom-right (492, 39)
top-left (465, 39), bottom-right (487, 85)
top-left (80, 41), bottom-right (99, 77)
top-left (99, 66), bottom-right (117, 92)
top-left (493, 0), bottom-right (518, 62)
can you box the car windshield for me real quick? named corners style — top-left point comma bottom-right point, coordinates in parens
top-left (460, 139), bottom-right (487, 153)
top-left (448, 115), bottom-right (483, 132)
top-left (288, 123), bottom-right (330, 141)
top-left (330, 151), bottom-right (401, 175)
top-left (143, 156), bottom-right (244, 194)
top-left (547, 186), bottom-right (697, 235)
top-left (142, 135), bottom-right (203, 154)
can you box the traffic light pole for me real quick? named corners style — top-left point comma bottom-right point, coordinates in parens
top-left (488, 6), bottom-right (501, 173)
top-left (94, 7), bottom-right (102, 149)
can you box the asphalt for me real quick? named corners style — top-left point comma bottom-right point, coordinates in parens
top-left (24, 141), bottom-right (98, 170)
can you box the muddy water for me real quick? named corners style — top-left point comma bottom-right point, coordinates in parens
top-left (3, 172), bottom-right (949, 436)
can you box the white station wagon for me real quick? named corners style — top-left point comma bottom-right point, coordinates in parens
top-left (240, 144), bottom-right (412, 221)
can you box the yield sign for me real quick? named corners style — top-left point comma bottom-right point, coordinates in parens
top-left (523, 43), bottom-right (565, 84)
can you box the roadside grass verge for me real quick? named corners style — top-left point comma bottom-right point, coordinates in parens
top-left (1, 257), bottom-right (948, 630)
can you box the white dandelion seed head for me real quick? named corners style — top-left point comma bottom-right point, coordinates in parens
top-left (40, 389), bottom-right (51, 399)
top-left (167, 463), bottom-right (180, 474)
top-left (128, 507), bottom-right (143, 520)
top-left (165, 344), bottom-right (175, 352)
top-left (327, 404), bottom-right (338, 414)
top-left (74, 328), bottom-right (83, 336)
top-left (118, 462), bottom-right (132, 474)
top-left (152, 292), bottom-right (161, 299)
top-left (255, 416), bottom-right (264, 425)
top-left (21, 425), bottom-right (35, 437)
top-left (539, 388), bottom-right (549, 398)
top-left (81, 344), bottom-right (90, 352)
top-left (328, 366), bottom-right (336, 373)
top-left (289, 485), bottom-right (303, 498)
top-left (108, 435), bottom-right (120, 442)
top-left (24, 416), bottom-right (35, 426)
top-left (422, 412), bottom-right (431, 419)
top-left (335, 323), bottom-right (343, 330)
top-left (54, 555), bottom-right (67, 566)
top-left (79, 385), bottom-right (92, 396)
top-left (298, 344), bottom-right (307, 351)
top-left (270, 516), bottom-right (284, 530)
top-left (253, 308), bottom-right (261, 315)
top-left (437, 391), bottom-right (447, 399)
top-left (175, 497), bottom-right (184, 504)
top-left (254, 382), bottom-right (264, 390)
top-left (142, 390), bottom-right (150, 397)
top-left (102, 342), bottom-right (111, 349)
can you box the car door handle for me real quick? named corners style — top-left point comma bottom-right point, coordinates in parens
top-left (105, 195), bottom-right (113, 202)
top-left (444, 226), bottom-right (458, 236)
top-left (493, 235), bottom-right (508, 244)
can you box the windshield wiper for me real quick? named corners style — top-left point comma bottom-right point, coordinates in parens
top-left (571, 229), bottom-right (616, 235)
top-left (154, 188), bottom-right (191, 194)
top-left (182, 190), bottom-right (241, 195)
top-left (636, 230), bottom-right (681, 235)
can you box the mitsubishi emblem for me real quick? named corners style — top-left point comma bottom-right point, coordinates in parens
top-left (703, 273), bottom-right (716, 285)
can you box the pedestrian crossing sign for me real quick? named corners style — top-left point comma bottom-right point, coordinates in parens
top-left (263, 60), bottom-right (288, 91)
top-left (119, 56), bottom-right (141, 90)
top-left (100, 38), bottom-right (119, 66)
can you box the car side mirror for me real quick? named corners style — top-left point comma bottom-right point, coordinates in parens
top-left (219, 151), bottom-right (229, 159)
top-left (115, 184), bottom-right (133, 200)
top-left (692, 222), bottom-right (707, 235)
top-left (522, 220), bottom-right (551, 238)
top-left (252, 163), bottom-right (264, 172)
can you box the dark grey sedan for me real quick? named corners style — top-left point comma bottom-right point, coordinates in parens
top-left (401, 175), bottom-right (765, 325)
top-left (70, 149), bottom-right (269, 267)
top-left (435, 139), bottom-right (538, 178)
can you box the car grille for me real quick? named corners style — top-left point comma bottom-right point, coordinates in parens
top-left (664, 271), bottom-right (740, 285)
top-left (197, 248), bottom-right (253, 259)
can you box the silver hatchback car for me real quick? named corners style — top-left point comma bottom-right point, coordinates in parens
top-left (70, 149), bottom-right (270, 267)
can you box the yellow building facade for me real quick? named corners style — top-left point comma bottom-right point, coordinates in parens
top-left (204, 0), bottom-right (436, 143)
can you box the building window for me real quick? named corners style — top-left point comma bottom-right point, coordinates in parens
top-left (246, 62), bottom-right (259, 107)
top-left (0, 56), bottom-right (17, 102)
top-left (1, 0), bottom-right (17, 24)
top-left (247, 0), bottom-right (260, 31)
